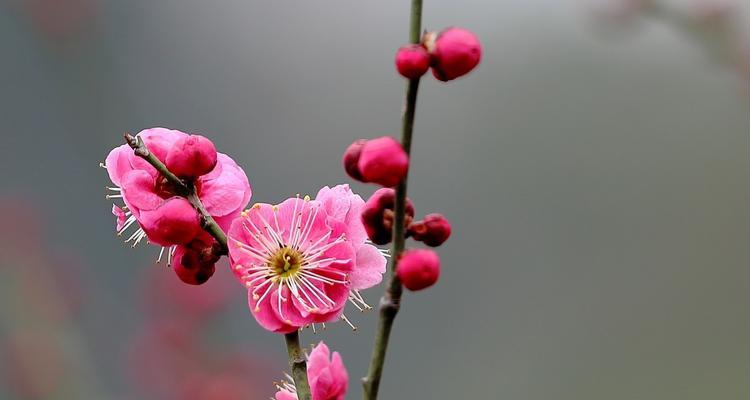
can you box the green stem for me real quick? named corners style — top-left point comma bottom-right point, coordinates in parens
top-left (123, 133), bottom-right (228, 254)
top-left (285, 331), bottom-right (312, 400)
top-left (362, 1), bottom-right (423, 398)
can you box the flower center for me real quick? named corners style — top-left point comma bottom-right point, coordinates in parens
top-left (268, 246), bottom-right (304, 279)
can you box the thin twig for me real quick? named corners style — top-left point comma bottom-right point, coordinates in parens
top-left (362, 1), bottom-right (423, 398)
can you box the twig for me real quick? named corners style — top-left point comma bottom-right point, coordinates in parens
top-left (285, 331), bottom-right (312, 400)
top-left (362, 1), bottom-right (423, 398)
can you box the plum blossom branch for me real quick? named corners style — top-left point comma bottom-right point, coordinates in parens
top-left (124, 132), bottom-right (314, 398)
top-left (284, 332), bottom-right (312, 400)
top-left (362, 0), bottom-right (423, 398)
top-left (123, 133), bottom-right (229, 254)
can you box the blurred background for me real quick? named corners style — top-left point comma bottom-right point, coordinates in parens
top-left (2, 0), bottom-right (750, 399)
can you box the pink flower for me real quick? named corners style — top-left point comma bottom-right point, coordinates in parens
top-left (275, 342), bottom-right (348, 400)
top-left (104, 127), bottom-right (252, 251)
top-left (228, 185), bottom-right (386, 333)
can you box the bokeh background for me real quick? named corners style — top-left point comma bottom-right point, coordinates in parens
top-left (2, 0), bottom-right (750, 399)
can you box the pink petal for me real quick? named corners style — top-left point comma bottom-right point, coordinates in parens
top-left (308, 342), bottom-right (331, 373)
top-left (316, 184), bottom-right (367, 247)
top-left (104, 144), bottom-right (134, 186)
top-left (275, 390), bottom-right (298, 400)
top-left (350, 244), bottom-right (387, 290)
top-left (269, 285), bottom-right (310, 329)
top-left (311, 367), bottom-right (334, 400)
top-left (121, 170), bottom-right (161, 212)
top-left (112, 204), bottom-right (127, 232)
top-left (329, 351), bottom-right (349, 395)
top-left (248, 290), bottom-right (296, 334)
top-left (199, 154), bottom-right (252, 217)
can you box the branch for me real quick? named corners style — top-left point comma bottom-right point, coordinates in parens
top-left (126, 133), bottom-right (312, 397)
top-left (285, 331), bottom-right (312, 400)
top-left (362, 1), bottom-right (423, 397)
top-left (123, 133), bottom-right (228, 254)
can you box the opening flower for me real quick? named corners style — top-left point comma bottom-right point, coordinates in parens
top-left (103, 127), bottom-right (251, 258)
top-left (274, 342), bottom-right (348, 400)
top-left (228, 184), bottom-right (386, 333)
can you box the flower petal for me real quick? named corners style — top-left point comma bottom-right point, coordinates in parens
top-left (121, 170), bottom-right (161, 212)
top-left (349, 244), bottom-right (387, 290)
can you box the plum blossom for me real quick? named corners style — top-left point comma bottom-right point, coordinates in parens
top-left (274, 342), bottom-right (348, 400)
top-left (228, 184), bottom-right (386, 333)
top-left (103, 127), bottom-right (251, 263)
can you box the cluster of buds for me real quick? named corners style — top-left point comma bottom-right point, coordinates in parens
top-left (104, 128), bottom-right (252, 286)
top-left (341, 132), bottom-right (453, 291)
top-left (357, 188), bottom-right (450, 291)
top-left (395, 27), bottom-right (482, 81)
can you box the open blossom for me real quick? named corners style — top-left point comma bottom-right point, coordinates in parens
top-left (228, 184), bottom-right (386, 333)
top-left (275, 342), bottom-right (348, 400)
top-left (104, 127), bottom-right (251, 257)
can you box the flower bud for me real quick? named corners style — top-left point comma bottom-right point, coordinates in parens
top-left (408, 213), bottom-right (452, 247)
top-left (362, 188), bottom-right (415, 245)
top-left (397, 249), bottom-right (440, 291)
top-left (172, 237), bottom-right (221, 285)
top-left (165, 134), bottom-right (218, 179)
top-left (358, 136), bottom-right (409, 187)
top-left (395, 44), bottom-right (430, 79)
top-left (429, 27), bottom-right (482, 82)
top-left (342, 139), bottom-right (367, 182)
top-left (140, 197), bottom-right (202, 246)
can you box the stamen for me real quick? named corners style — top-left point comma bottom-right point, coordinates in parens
top-left (118, 215), bottom-right (137, 236)
top-left (303, 234), bottom-right (347, 262)
top-left (300, 270), bottom-right (348, 285)
top-left (341, 314), bottom-right (358, 331)
top-left (297, 275), bottom-right (335, 307)
top-left (254, 280), bottom-right (276, 310)
top-left (243, 221), bottom-right (277, 255)
top-left (296, 204), bottom-right (320, 249)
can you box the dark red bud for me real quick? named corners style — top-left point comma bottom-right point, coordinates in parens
top-left (362, 188), bottom-right (415, 245)
top-left (408, 213), bottom-right (451, 247)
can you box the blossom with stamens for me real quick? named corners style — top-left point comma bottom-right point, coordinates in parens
top-left (228, 185), bottom-right (386, 333)
top-left (274, 342), bottom-right (348, 400)
top-left (103, 127), bottom-right (251, 255)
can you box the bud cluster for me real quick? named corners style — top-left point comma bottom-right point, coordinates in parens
top-left (395, 27), bottom-right (482, 81)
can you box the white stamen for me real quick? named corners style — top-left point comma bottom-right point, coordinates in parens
top-left (341, 314), bottom-right (357, 331)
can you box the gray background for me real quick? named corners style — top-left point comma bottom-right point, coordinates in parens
top-left (2, 0), bottom-right (750, 399)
